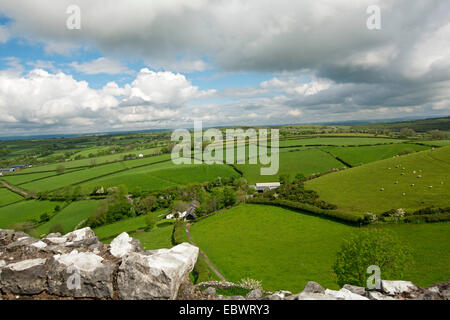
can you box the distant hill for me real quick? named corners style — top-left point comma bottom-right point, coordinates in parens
top-left (350, 116), bottom-right (450, 132)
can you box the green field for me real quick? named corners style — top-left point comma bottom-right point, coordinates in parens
top-left (417, 140), bottom-right (450, 147)
top-left (132, 225), bottom-right (174, 250)
top-left (0, 188), bottom-right (23, 207)
top-left (323, 143), bottom-right (430, 166)
top-left (190, 204), bottom-right (450, 292)
top-left (35, 200), bottom-right (100, 235)
top-left (94, 209), bottom-right (167, 241)
top-left (0, 200), bottom-right (64, 228)
top-left (1, 171), bottom-right (62, 185)
top-left (278, 137), bottom-right (405, 147)
top-left (81, 163), bottom-right (239, 192)
top-left (306, 146), bottom-right (450, 214)
top-left (236, 148), bottom-right (344, 184)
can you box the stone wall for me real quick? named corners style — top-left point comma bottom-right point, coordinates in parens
top-left (0, 228), bottom-right (448, 300)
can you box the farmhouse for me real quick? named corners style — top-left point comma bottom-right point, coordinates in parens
top-left (251, 182), bottom-right (281, 192)
top-left (166, 200), bottom-right (200, 220)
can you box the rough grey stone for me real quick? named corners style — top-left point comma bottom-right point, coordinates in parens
top-left (246, 288), bottom-right (263, 299)
top-left (204, 287), bottom-right (217, 297)
top-left (324, 288), bottom-right (369, 300)
top-left (47, 250), bottom-right (115, 299)
top-left (0, 258), bottom-right (47, 294)
top-left (381, 280), bottom-right (419, 296)
top-left (303, 281), bottom-right (325, 294)
top-left (117, 243), bottom-right (198, 300)
top-left (109, 232), bottom-right (143, 258)
top-left (367, 291), bottom-right (396, 300)
top-left (343, 284), bottom-right (366, 296)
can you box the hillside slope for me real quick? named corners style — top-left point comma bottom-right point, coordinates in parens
top-left (306, 146), bottom-right (450, 214)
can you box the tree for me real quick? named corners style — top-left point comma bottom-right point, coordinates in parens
top-left (145, 214), bottom-right (157, 230)
top-left (429, 130), bottom-right (446, 140)
top-left (172, 200), bottom-right (189, 214)
top-left (137, 195), bottom-right (156, 214)
top-left (399, 128), bottom-right (415, 137)
top-left (333, 229), bottom-right (412, 287)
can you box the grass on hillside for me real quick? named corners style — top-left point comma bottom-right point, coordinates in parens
top-left (35, 200), bottom-right (100, 235)
top-left (0, 200), bottom-right (64, 228)
top-left (278, 137), bottom-right (405, 147)
top-left (235, 148), bottom-right (344, 184)
top-left (94, 209), bottom-right (167, 241)
top-left (306, 146), bottom-right (450, 214)
top-left (190, 204), bottom-right (450, 292)
top-left (322, 143), bottom-right (430, 166)
top-left (132, 225), bottom-right (174, 250)
top-left (0, 187), bottom-right (23, 207)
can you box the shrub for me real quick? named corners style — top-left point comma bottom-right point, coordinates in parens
top-left (49, 223), bottom-right (65, 235)
top-left (333, 229), bottom-right (412, 287)
top-left (172, 221), bottom-right (186, 245)
top-left (238, 278), bottom-right (263, 290)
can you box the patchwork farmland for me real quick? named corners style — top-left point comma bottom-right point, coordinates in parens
top-left (0, 117), bottom-right (449, 294)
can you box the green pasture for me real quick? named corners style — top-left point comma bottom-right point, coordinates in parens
top-left (306, 146), bottom-right (450, 214)
top-left (0, 200), bottom-right (63, 228)
top-left (0, 188), bottom-right (23, 207)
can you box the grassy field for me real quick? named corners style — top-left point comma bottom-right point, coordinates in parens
top-left (1, 171), bottom-right (62, 185)
top-left (20, 162), bottom-right (129, 192)
top-left (34, 200), bottom-right (100, 235)
top-left (322, 143), bottom-right (430, 166)
top-left (81, 163), bottom-right (238, 192)
top-left (306, 146), bottom-right (450, 214)
top-left (0, 200), bottom-right (63, 228)
top-left (236, 148), bottom-right (344, 184)
top-left (278, 137), bottom-right (405, 147)
top-left (22, 147), bottom-right (163, 172)
top-left (132, 225), bottom-right (174, 250)
top-left (94, 209), bottom-right (167, 241)
top-left (190, 204), bottom-right (450, 292)
top-left (0, 188), bottom-right (23, 207)
top-left (417, 140), bottom-right (450, 146)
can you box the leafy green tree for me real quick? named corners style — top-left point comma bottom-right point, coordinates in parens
top-left (333, 229), bottom-right (412, 287)
top-left (145, 214), bottom-right (157, 230)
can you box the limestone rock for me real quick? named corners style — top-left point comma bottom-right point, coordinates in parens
top-left (47, 250), bottom-right (115, 299)
top-left (246, 289), bottom-right (263, 299)
top-left (343, 284), bottom-right (366, 296)
top-left (0, 258), bottom-right (47, 294)
top-left (117, 243), bottom-right (198, 300)
top-left (367, 291), bottom-right (396, 300)
top-left (204, 287), bottom-right (217, 297)
top-left (381, 280), bottom-right (419, 296)
top-left (109, 232), bottom-right (143, 258)
top-left (303, 281), bottom-right (325, 294)
top-left (324, 288), bottom-right (369, 300)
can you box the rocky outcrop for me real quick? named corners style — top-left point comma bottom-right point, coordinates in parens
top-left (0, 228), bottom-right (198, 300)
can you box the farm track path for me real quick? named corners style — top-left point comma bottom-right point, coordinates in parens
top-left (0, 180), bottom-right (33, 199)
top-left (185, 222), bottom-right (226, 281)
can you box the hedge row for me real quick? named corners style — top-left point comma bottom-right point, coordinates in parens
top-left (248, 198), bottom-right (366, 225)
top-left (404, 213), bottom-right (450, 223)
top-left (171, 221), bottom-right (186, 245)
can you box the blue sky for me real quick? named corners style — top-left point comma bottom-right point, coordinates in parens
top-left (0, 1), bottom-right (449, 136)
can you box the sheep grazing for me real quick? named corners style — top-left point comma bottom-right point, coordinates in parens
top-left (413, 170), bottom-right (416, 174)
top-left (401, 173), bottom-right (405, 176)
top-left (388, 167), bottom-right (391, 170)
top-left (417, 175), bottom-right (422, 178)
top-left (441, 181), bottom-right (444, 185)
top-left (429, 186), bottom-right (433, 189)
top-left (402, 167), bottom-right (405, 170)
top-left (380, 187), bottom-right (385, 191)
top-left (402, 192), bottom-right (406, 196)
top-left (410, 184), bottom-right (414, 187)
top-left (395, 181), bottom-right (399, 184)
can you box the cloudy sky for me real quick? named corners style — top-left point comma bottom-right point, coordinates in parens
top-left (0, 0), bottom-right (449, 136)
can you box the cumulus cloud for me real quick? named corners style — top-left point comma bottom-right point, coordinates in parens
top-left (70, 57), bottom-right (132, 75)
top-left (0, 67), bottom-right (215, 134)
top-left (0, 0), bottom-right (449, 133)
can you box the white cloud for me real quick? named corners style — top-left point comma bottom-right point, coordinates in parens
top-left (70, 57), bottom-right (131, 75)
top-left (0, 66), bottom-right (217, 133)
